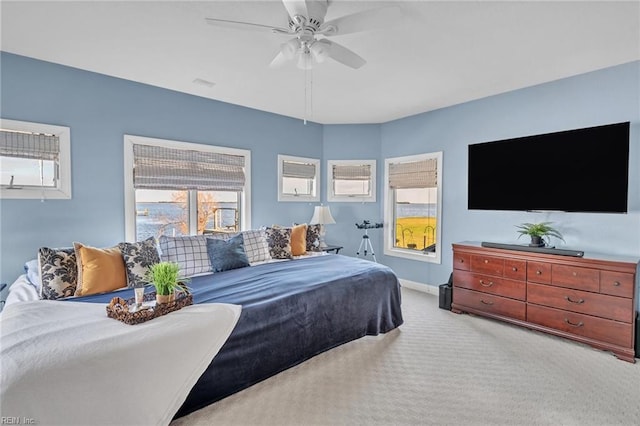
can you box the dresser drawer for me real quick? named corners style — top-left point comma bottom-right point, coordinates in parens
top-left (454, 270), bottom-right (526, 301)
top-left (527, 283), bottom-right (633, 323)
top-left (471, 255), bottom-right (504, 276)
top-left (453, 252), bottom-right (471, 271)
top-left (600, 271), bottom-right (635, 298)
top-left (527, 304), bottom-right (633, 348)
top-left (551, 264), bottom-right (599, 292)
top-left (454, 287), bottom-right (526, 320)
top-left (504, 259), bottom-right (526, 281)
top-left (527, 261), bottom-right (551, 284)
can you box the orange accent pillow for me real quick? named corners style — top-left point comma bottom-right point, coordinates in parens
top-left (290, 224), bottom-right (308, 256)
top-left (74, 242), bottom-right (127, 296)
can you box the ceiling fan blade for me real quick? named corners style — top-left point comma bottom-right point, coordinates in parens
top-left (281, 0), bottom-right (309, 21)
top-left (320, 5), bottom-right (403, 36)
top-left (324, 40), bottom-right (366, 69)
top-left (269, 51), bottom-right (290, 69)
top-left (205, 18), bottom-right (292, 35)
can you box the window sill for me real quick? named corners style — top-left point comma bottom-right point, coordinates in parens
top-left (0, 188), bottom-right (71, 200)
top-left (383, 247), bottom-right (441, 264)
top-left (277, 194), bottom-right (320, 202)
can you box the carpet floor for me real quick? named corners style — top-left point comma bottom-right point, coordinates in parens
top-left (172, 287), bottom-right (640, 426)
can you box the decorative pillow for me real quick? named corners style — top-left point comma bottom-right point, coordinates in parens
top-left (118, 237), bottom-right (161, 287)
top-left (291, 224), bottom-right (308, 256)
top-left (38, 247), bottom-right (77, 300)
top-left (206, 233), bottom-right (250, 273)
top-left (24, 259), bottom-right (43, 293)
top-left (241, 229), bottom-right (271, 263)
top-left (74, 242), bottom-right (127, 296)
top-left (205, 232), bottom-right (236, 241)
top-left (265, 227), bottom-right (293, 259)
top-left (158, 235), bottom-right (211, 277)
top-left (306, 224), bottom-right (322, 252)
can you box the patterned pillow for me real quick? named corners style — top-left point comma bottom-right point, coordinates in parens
top-left (118, 237), bottom-right (161, 287)
top-left (306, 224), bottom-right (322, 252)
top-left (206, 233), bottom-right (250, 272)
top-left (158, 235), bottom-right (211, 277)
top-left (38, 247), bottom-right (77, 300)
top-left (241, 229), bottom-right (271, 263)
top-left (265, 227), bottom-right (293, 259)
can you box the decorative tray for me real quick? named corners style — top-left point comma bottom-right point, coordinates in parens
top-left (106, 291), bottom-right (193, 325)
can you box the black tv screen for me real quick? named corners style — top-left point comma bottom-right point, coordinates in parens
top-left (468, 122), bottom-right (630, 213)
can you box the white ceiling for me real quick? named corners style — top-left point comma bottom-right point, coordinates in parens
top-left (1, 1), bottom-right (639, 124)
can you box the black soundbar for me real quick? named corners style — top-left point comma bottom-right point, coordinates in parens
top-left (481, 242), bottom-right (584, 257)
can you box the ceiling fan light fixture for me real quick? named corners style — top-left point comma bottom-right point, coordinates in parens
top-left (281, 38), bottom-right (299, 59)
top-left (309, 40), bottom-right (329, 63)
top-left (297, 52), bottom-right (313, 70)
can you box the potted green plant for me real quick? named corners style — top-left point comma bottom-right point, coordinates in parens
top-left (515, 222), bottom-right (565, 247)
top-left (145, 261), bottom-right (189, 304)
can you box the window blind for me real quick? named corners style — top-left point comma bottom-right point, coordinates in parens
top-left (332, 164), bottom-right (371, 181)
top-left (133, 144), bottom-right (246, 191)
top-left (388, 158), bottom-right (437, 189)
top-left (0, 130), bottom-right (60, 161)
top-left (282, 160), bottom-right (316, 179)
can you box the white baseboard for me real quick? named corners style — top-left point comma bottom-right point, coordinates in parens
top-left (399, 279), bottom-right (439, 296)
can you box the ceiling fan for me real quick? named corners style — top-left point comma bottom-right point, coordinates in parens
top-left (205, 0), bottom-right (403, 70)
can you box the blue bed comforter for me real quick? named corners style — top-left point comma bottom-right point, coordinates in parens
top-left (71, 254), bottom-right (403, 417)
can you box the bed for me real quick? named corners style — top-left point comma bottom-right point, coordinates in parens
top-left (4, 253), bottom-right (403, 420)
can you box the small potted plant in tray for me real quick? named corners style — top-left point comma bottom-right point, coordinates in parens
top-left (515, 222), bottom-right (565, 247)
top-left (146, 261), bottom-right (189, 304)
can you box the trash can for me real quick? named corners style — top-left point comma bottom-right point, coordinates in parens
top-left (439, 273), bottom-right (453, 310)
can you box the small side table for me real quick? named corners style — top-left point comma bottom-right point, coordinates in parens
top-left (321, 245), bottom-right (343, 254)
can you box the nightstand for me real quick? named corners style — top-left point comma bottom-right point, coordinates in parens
top-left (321, 245), bottom-right (343, 254)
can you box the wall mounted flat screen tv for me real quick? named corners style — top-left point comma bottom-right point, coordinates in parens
top-left (468, 122), bottom-right (630, 213)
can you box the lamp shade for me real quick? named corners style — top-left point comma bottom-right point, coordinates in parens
top-left (309, 205), bottom-right (336, 225)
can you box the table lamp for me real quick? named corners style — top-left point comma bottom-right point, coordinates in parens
top-left (309, 205), bottom-right (336, 248)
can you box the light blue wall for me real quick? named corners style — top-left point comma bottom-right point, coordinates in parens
top-left (2, 52), bottom-right (639, 306)
top-left (380, 61), bottom-right (640, 290)
top-left (0, 52), bottom-right (323, 284)
top-left (321, 124), bottom-right (382, 258)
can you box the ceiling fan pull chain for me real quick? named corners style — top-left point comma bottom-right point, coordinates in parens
top-left (304, 67), bottom-right (313, 125)
top-left (304, 67), bottom-right (308, 125)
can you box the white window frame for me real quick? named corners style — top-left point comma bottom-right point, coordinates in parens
top-left (124, 134), bottom-right (251, 241)
top-left (383, 151), bottom-right (443, 264)
top-left (0, 118), bottom-right (71, 199)
top-left (277, 154), bottom-right (320, 202)
top-left (327, 159), bottom-right (376, 202)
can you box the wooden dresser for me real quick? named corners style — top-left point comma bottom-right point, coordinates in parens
top-left (452, 242), bottom-right (638, 362)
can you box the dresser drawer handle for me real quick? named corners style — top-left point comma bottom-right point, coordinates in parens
top-left (484, 259), bottom-right (489, 264)
top-left (479, 280), bottom-right (494, 287)
top-left (564, 318), bottom-right (584, 327)
top-left (480, 299), bottom-right (494, 306)
top-left (613, 281), bottom-right (621, 287)
top-left (564, 296), bottom-right (585, 304)
top-left (512, 267), bottom-right (518, 272)
top-left (536, 270), bottom-right (542, 275)
top-left (459, 259), bottom-right (464, 263)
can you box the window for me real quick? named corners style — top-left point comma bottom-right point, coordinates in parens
top-left (327, 159), bottom-right (376, 202)
top-left (383, 152), bottom-right (443, 263)
top-left (278, 154), bottom-right (320, 202)
top-left (124, 135), bottom-right (251, 241)
top-left (0, 118), bottom-right (71, 199)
